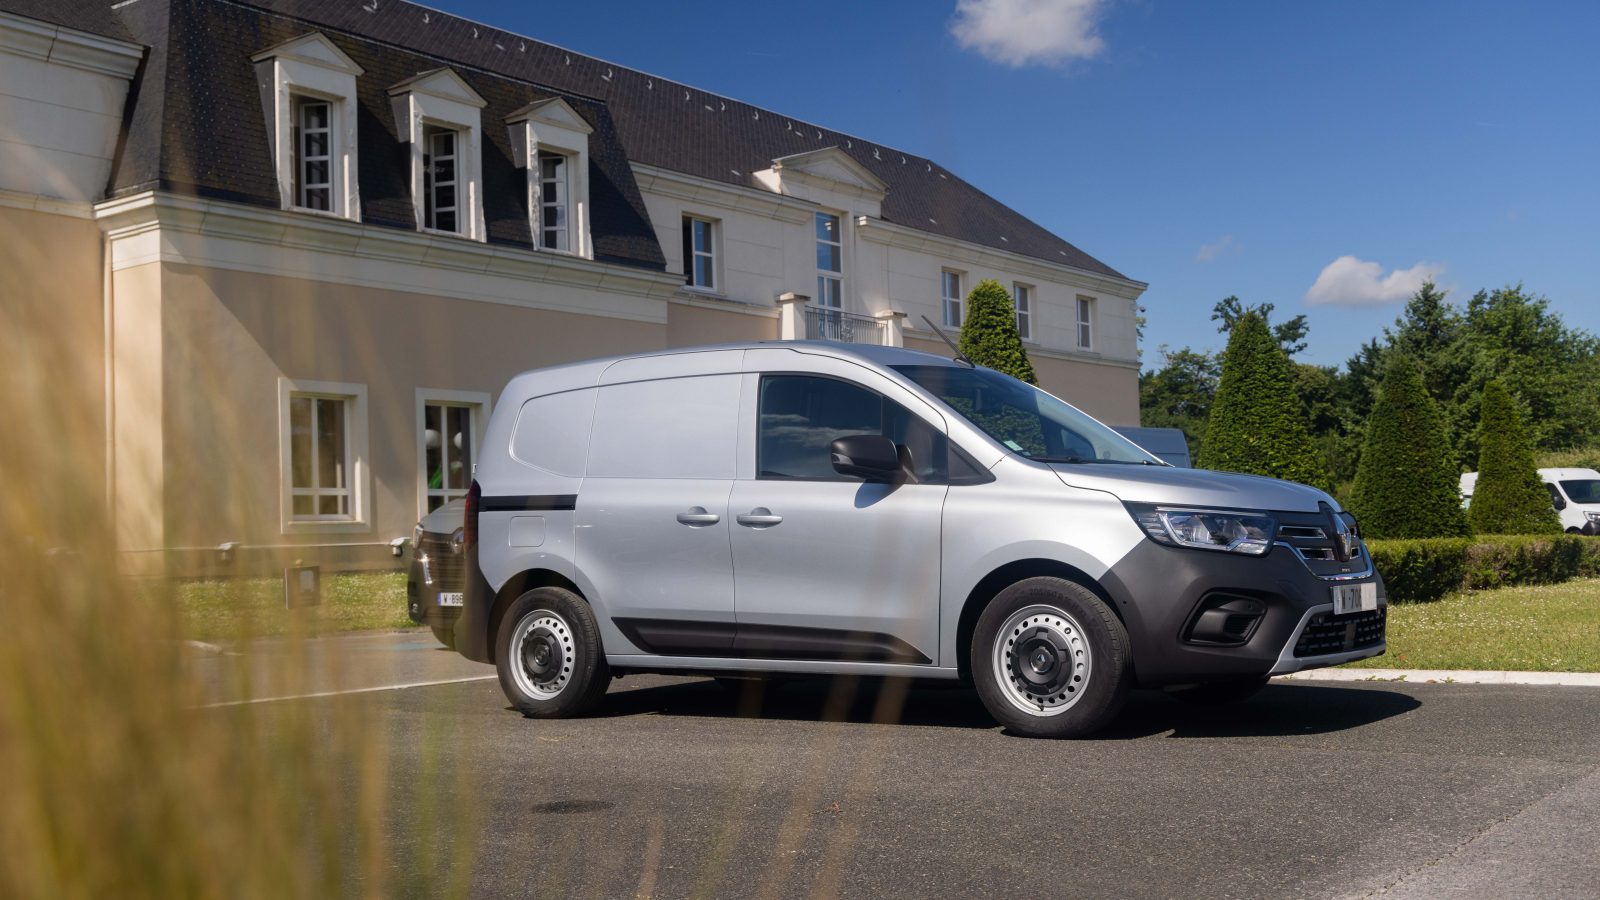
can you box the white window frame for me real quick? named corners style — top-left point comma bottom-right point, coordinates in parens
top-left (682, 214), bottom-right (719, 292)
top-left (941, 269), bottom-right (964, 328)
top-left (415, 389), bottom-right (491, 520)
top-left (537, 150), bottom-right (573, 252)
top-left (1076, 295), bottom-right (1095, 350)
top-left (292, 96), bottom-right (335, 212)
top-left (1013, 282), bottom-right (1033, 341)
top-left (423, 124), bottom-right (462, 234)
top-left (507, 98), bottom-right (594, 259)
top-left (253, 33), bottom-right (363, 221)
top-left (816, 211), bottom-right (843, 310)
top-left (388, 68), bottom-right (487, 242)
top-left (278, 378), bottom-right (370, 533)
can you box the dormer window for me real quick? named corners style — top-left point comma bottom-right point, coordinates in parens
top-left (507, 98), bottom-right (593, 258)
top-left (293, 97), bottom-right (334, 211)
top-left (538, 151), bottom-right (570, 251)
top-left (423, 125), bottom-right (460, 233)
top-left (388, 68), bottom-right (487, 241)
top-left (253, 33), bottom-right (363, 220)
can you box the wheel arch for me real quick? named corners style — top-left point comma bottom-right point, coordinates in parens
top-left (487, 568), bottom-right (585, 664)
top-left (955, 558), bottom-right (1123, 683)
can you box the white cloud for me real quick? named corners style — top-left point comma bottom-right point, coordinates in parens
top-left (950, 0), bottom-right (1108, 69)
top-left (1196, 235), bottom-right (1234, 262)
top-left (1304, 256), bottom-right (1445, 306)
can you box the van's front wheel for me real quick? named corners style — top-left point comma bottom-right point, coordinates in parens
top-left (495, 587), bottom-right (610, 718)
top-left (972, 577), bottom-right (1131, 738)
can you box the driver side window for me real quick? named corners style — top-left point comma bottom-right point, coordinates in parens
top-left (757, 375), bottom-right (948, 482)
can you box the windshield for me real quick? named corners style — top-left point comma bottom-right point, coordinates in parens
top-left (892, 364), bottom-right (1164, 465)
top-left (1560, 480), bottom-right (1600, 504)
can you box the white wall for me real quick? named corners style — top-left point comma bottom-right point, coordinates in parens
top-left (0, 12), bottom-right (142, 204)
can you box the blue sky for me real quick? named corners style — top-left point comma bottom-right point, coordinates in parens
top-left (432, 0), bottom-right (1599, 368)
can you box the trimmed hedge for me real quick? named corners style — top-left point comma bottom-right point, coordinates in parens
top-left (1347, 354), bottom-right (1470, 539)
top-left (1197, 311), bottom-right (1329, 489)
top-left (958, 279), bottom-right (1037, 384)
top-left (1367, 534), bottom-right (1600, 603)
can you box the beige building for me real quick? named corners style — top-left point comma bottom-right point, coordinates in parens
top-left (1, 0), bottom-right (1147, 576)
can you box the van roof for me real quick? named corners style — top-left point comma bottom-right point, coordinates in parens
top-left (510, 340), bottom-right (965, 382)
top-left (1540, 468), bottom-right (1600, 480)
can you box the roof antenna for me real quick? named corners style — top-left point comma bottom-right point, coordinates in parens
top-left (921, 315), bottom-right (973, 368)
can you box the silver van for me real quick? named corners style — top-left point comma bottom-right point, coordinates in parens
top-left (452, 342), bottom-right (1385, 738)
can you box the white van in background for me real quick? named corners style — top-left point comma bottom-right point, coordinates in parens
top-left (1460, 468), bottom-right (1600, 534)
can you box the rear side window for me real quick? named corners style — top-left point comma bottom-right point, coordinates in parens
top-left (588, 374), bottom-right (741, 479)
top-left (757, 375), bottom-right (948, 482)
top-left (510, 388), bottom-right (596, 476)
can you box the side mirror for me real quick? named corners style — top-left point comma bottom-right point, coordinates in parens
top-left (830, 434), bottom-right (901, 482)
top-left (1553, 493), bottom-right (1568, 511)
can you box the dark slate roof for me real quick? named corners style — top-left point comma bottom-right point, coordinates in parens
top-left (1, 0), bottom-right (136, 44)
top-left (3, 0), bottom-right (1131, 281)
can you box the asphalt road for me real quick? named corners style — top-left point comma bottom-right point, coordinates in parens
top-left (217, 634), bottom-right (1600, 899)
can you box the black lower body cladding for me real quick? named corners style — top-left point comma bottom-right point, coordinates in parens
top-left (1098, 541), bottom-right (1386, 686)
top-left (455, 546), bottom-right (497, 663)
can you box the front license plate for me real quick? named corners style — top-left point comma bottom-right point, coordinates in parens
top-left (1330, 582), bottom-right (1377, 615)
top-left (437, 591), bottom-right (464, 608)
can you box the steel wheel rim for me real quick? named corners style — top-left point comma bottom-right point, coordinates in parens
top-left (510, 609), bottom-right (574, 700)
top-left (992, 604), bottom-right (1092, 717)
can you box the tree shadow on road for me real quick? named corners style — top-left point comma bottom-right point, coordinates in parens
top-left (594, 676), bottom-right (1422, 739)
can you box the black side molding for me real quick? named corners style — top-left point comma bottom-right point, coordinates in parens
top-left (479, 494), bottom-right (577, 512)
top-left (614, 618), bottom-right (931, 664)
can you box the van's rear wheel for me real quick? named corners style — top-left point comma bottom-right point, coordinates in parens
top-left (972, 577), bottom-right (1130, 738)
top-left (495, 587), bottom-right (610, 718)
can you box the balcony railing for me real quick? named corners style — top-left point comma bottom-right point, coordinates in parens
top-left (805, 306), bottom-right (885, 345)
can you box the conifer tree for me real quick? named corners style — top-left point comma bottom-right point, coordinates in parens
top-left (1347, 355), bottom-right (1470, 538)
top-left (958, 279), bottom-right (1037, 384)
top-left (1196, 310), bottom-right (1328, 488)
top-left (1468, 380), bottom-right (1562, 534)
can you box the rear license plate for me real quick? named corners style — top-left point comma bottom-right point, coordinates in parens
top-left (1330, 582), bottom-right (1377, 615)
top-left (437, 591), bottom-right (464, 608)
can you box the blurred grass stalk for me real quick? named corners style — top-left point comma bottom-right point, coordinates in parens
top-left (0, 289), bottom-right (477, 898)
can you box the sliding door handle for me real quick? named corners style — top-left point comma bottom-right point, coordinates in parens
top-left (676, 507), bottom-right (721, 526)
top-left (736, 508), bottom-right (783, 528)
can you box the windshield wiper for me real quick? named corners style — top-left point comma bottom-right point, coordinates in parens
top-left (1028, 455), bottom-right (1097, 464)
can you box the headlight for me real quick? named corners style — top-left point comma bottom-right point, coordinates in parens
top-left (1586, 511), bottom-right (1600, 523)
top-left (1129, 505), bottom-right (1276, 556)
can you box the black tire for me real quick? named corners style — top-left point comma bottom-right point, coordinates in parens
top-left (972, 577), bottom-right (1131, 738)
top-left (429, 624), bottom-right (455, 650)
top-left (1165, 676), bottom-right (1270, 706)
top-left (495, 587), bottom-right (610, 718)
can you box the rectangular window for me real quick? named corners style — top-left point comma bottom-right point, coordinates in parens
top-left (942, 270), bottom-right (963, 328)
top-left (815, 212), bottom-right (842, 310)
top-left (1012, 283), bottom-right (1032, 340)
top-left (1076, 296), bottom-right (1094, 349)
top-left (539, 151), bottom-right (570, 251)
top-left (288, 394), bottom-right (351, 520)
top-left (292, 97), bottom-right (333, 212)
top-left (756, 375), bottom-right (949, 483)
top-left (421, 401), bottom-right (477, 513)
top-left (681, 216), bottom-right (716, 290)
top-left (423, 125), bottom-right (459, 233)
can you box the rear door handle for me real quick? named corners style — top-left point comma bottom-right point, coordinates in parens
top-left (736, 507), bottom-right (783, 528)
top-left (676, 506), bottom-right (721, 526)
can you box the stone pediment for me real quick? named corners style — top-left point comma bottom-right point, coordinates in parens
top-left (771, 147), bottom-right (888, 195)
top-left (386, 67), bottom-right (486, 108)
top-left (506, 98), bottom-right (593, 135)
top-left (250, 32), bottom-right (364, 76)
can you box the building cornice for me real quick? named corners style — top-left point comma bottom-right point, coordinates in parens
top-left (0, 11), bottom-right (143, 79)
top-left (857, 217), bottom-right (1148, 300)
top-left (0, 187), bottom-right (95, 219)
top-left (631, 164), bottom-right (814, 225)
top-left (94, 192), bottom-right (683, 324)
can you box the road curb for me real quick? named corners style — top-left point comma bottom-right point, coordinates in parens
top-left (1277, 668), bottom-right (1600, 687)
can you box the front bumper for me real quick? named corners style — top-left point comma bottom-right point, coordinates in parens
top-left (1099, 539), bottom-right (1386, 687)
top-left (406, 556), bottom-right (463, 629)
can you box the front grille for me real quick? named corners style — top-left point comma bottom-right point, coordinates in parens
top-left (1293, 608), bottom-right (1386, 657)
top-left (1277, 511), bottom-right (1368, 578)
top-left (417, 535), bottom-right (464, 589)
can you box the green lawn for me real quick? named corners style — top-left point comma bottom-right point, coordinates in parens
top-left (1346, 578), bottom-right (1600, 671)
top-left (150, 571), bottom-right (416, 642)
